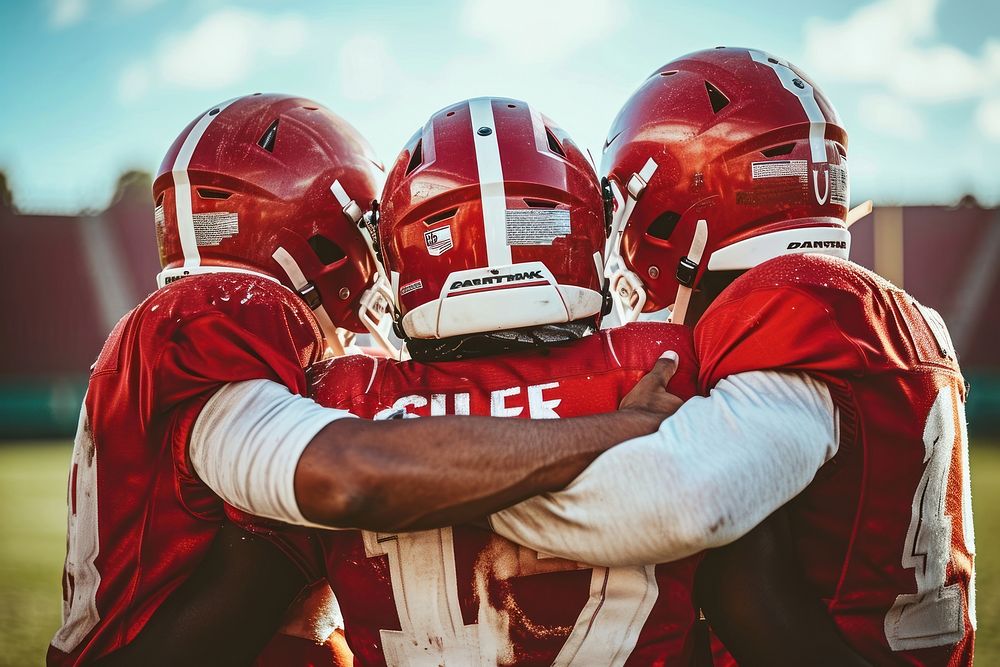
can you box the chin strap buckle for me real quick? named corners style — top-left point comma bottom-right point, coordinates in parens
top-left (675, 256), bottom-right (698, 288)
top-left (296, 282), bottom-right (323, 310)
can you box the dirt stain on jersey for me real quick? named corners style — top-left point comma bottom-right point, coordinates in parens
top-left (473, 534), bottom-right (581, 665)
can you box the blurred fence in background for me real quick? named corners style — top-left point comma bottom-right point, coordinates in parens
top-left (1, 174), bottom-right (998, 437)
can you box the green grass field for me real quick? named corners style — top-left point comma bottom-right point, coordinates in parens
top-left (1, 441), bottom-right (997, 666)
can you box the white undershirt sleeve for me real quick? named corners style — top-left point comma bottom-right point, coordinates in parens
top-left (489, 370), bottom-right (839, 566)
top-left (189, 379), bottom-right (355, 526)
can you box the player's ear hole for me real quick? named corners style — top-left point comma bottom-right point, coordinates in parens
top-left (308, 235), bottom-right (347, 265)
top-left (646, 211), bottom-right (681, 241)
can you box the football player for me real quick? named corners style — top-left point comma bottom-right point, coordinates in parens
top-left (298, 97), bottom-right (703, 666)
top-left (490, 48), bottom-right (976, 665)
top-left (51, 93), bottom-right (681, 666)
top-left (123, 96), bottom-right (864, 666)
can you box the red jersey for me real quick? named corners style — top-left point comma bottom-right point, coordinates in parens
top-left (695, 253), bottom-right (975, 666)
top-left (287, 322), bottom-right (701, 667)
top-left (48, 273), bottom-right (325, 666)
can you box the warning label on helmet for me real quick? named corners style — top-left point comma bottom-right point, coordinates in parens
top-left (154, 205), bottom-right (165, 248)
top-left (400, 279), bottom-right (423, 296)
top-left (193, 212), bottom-right (239, 246)
top-left (829, 163), bottom-right (849, 206)
top-left (505, 209), bottom-right (571, 246)
top-left (751, 160), bottom-right (808, 181)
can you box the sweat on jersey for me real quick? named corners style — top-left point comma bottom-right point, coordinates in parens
top-left (695, 253), bottom-right (975, 667)
top-left (49, 274), bottom-right (325, 666)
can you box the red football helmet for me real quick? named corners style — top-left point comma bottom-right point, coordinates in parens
top-left (153, 93), bottom-right (391, 354)
top-left (376, 97), bottom-right (607, 340)
top-left (602, 47), bottom-right (856, 324)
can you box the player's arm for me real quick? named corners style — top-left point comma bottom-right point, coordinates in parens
top-left (488, 369), bottom-right (839, 566)
top-left (697, 510), bottom-right (872, 667)
top-left (92, 522), bottom-right (309, 667)
top-left (189, 354), bottom-right (682, 533)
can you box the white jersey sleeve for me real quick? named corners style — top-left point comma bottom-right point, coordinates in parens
top-left (189, 378), bottom-right (355, 526)
top-left (489, 370), bottom-right (839, 566)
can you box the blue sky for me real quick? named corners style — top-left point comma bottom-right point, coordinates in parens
top-left (1, 0), bottom-right (998, 212)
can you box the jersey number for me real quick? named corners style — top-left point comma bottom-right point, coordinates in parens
top-left (884, 383), bottom-right (976, 650)
top-left (363, 528), bottom-right (658, 666)
top-left (51, 402), bottom-right (103, 653)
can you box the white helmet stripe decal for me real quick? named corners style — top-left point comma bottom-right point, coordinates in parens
top-left (468, 97), bottom-right (512, 266)
top-left (171, 97), bottom-right (239, 268)
top-left (748, 50), bottom-right (827, 164)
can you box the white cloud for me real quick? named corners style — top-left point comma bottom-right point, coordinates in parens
top-left (337, 34), bottom-right (396, 102)
top-left (803, 0), bottom-right (999, 103)
top-left (976, 98), bottom-right (1000, 141)
top-left (117, 8), bottom-right (308, 102)
top-left (858, 93), bottom-right (926, 139)
top-left (51, 0), bottom-right (86, 28)
top-left (460, 0), bottom-right (627, 65)
top-left (117, 62), bottom-right (150, 104)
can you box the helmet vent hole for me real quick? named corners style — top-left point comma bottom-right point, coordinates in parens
top-left (659, 70), bottom-right (678, 76)
top-left (257, 119), bottom-right (280, 152)
top-left (405, 139), bottom-right (423, 175)
top-left (545, 128), bottom-right (566, 157)
top-left (301, 106), bottom-right (318, 111)
top-left (524, 199), bottom-right (558, 209)
top-left (307, 235), bottom-right (347, 265)
top-left (423, 208), bottom-right (458, 226)
top-left (197, 188), bottom-right (232, 200)
top-left (761, 143), bottom-right (795, 157)
top-left (705, 81), bottom-right (730, 113)
top-left (646, 211), bottom-right (681, 241)
top-left (155, 193), bottom-right (164, 206)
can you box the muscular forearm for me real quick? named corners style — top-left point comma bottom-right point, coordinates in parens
top-left (698, 511), bottom-right (872, 667)
top-left (191, 361), bottom-right (679, 534)
top-left (296, 408), bottom-right (663, 531)
top-left (489, 371), bottom-right (839, 566)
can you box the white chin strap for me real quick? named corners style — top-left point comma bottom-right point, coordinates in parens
top-left (271, 246), bottom-right (347, 356)
top-left (669, 219), bottom-right (709, 326)
top-left (846, 200), bottom-right (873, 227)
top-left (605, 157), bottom-right (658, 323)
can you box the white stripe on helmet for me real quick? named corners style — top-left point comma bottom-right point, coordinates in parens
top-left (747, 50), bottom-right (827, 165)
top-left (171, 97), bottom-right (239, 268)
top-left (468, 97), bottom-right (512, 266)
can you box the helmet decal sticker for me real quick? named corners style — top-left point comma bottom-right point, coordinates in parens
top-left (192, 211), bottom-right (239, 246)
top-left (747, 50), bottom-right (827, 165)
top-left (505, 209), bottom-right (571, 246)
top-left (424, 226), bottom-right (454, 256)
top-left (169, 96), bottom-right (239, 269)
top-left (830, 163), bottom-right (849, 206)
top-left (400, 279), bottom-right (424, 296)
top-left (813, 167), bottom-right (830, 205)
top-left (751, 160), bottom-right (808, 180)
top-left (468, 98), bottom-right (512, 266)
